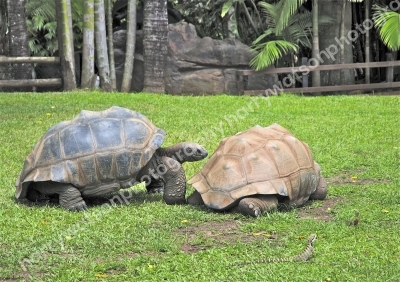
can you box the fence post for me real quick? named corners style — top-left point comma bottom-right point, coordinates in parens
top-left (386, 53), bottom-right (394, 83)
top-left (237, 73), bottom-right (244, 95)
top-left (302, 57), bottom-right (309, 88)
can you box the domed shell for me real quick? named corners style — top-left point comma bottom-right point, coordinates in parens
top-left (188, 124), bottom-right (320, 210)
top-left (16, 106), bottom-right (165, 199)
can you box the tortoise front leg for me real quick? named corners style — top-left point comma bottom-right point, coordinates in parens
top-left (139, 156), bottom-right (187, 204)
top-left (232, 195), bottom-right (278, 217)
top-left (146, 179), bottom-right (165, 194)
top-left (160, 156), bottom-right (187, 205)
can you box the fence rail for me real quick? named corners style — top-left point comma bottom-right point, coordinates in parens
top-left (0, 56), bottom-right (62, 89)
top-left (237, 60), bottom-right (400, 95)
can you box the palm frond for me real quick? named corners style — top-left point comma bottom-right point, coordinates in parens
top-left (283, 10), bottom-right (312, 48)
top-left (250, 40), bottom-right (298, 70)
top-left (275, 0), bottom-right (307, 35)
top-left (373, 5), bottom-right (400, 51)
top-left (251, 29), bottom-right (275, 46)
top-left (258, 1), bottom-right (278, 30)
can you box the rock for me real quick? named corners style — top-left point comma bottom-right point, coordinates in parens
top-left (165, 22), bottom-right (278, 94)
top-left (113, 22), bottom-right (278, 94)
top-left (113, 30), bottom-right (144, 92)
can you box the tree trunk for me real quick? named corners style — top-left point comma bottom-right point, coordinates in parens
top-left (339, 0), bottom-right (346, 83)
top-left (319, 0), bottom-right (353, 87)
top-left (143, 0), bottom-right (168, 93)
top-left (7, 0), bottom-right (32, 90)
top-left (0, 0), bottom-right (10, 82)
top-left (94, 0), bottom-right (112, 91)
top-left (364, 0), bottom-right (370, 83)
top-left (121, 0), bottom-right (136, 92)
top-left (226, 6), bottom-right (239, 39)
top-left (56, 0), bottom-right (77, 90)
top-left (0, 0), bottom-right (7, 56)
top-left (106, 0), bottom-right (116, 90)
top-left (312, 0), bottom-right (321, 89)
top-left (81, 0), bottom-right (96, 88)
top-left (352, 3), bottom-right (363, 64)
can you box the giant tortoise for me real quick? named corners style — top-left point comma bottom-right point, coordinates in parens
top-left (16, 106), bottom-right (207, 211)
top-left (187, 124), bottom-right (327, 217)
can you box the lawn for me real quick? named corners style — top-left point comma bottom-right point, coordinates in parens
top-left (0, 92), bottom-right (399, 281)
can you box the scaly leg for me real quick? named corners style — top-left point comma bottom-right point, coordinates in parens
top-left (232, 195), bottom-right (278, 217)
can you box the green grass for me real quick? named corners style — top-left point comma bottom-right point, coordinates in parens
top-left (0, 92), bottom-right (399, 281)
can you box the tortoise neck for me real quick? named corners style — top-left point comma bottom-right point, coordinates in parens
top-left (157, 143), bottom-right (187, 163)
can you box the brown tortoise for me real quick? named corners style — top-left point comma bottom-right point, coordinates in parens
top-left (187, 124), bottom-right (327, 217)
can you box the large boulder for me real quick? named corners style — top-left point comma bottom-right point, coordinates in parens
top-left (113, 29), bottom-right (144, 92)
top-left (113, 22), bottom-right (278, 94)
top-left (165, 22), bottom-right (278, 94)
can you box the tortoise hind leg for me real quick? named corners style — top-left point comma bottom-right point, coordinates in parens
top-left (31, 182), bottom-right (87, 211)
top-left (232, 195), bottom-right (278, 217)
top-left (309, 175), bottom-right (327, 200)
top-left (310, 162), bottom-right (328, 200)
top-left (59, 186), bottom-right (88, 211)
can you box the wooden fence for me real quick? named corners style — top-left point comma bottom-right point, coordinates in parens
top-left (0, 56), bottom-right (62, 88)
top-left (237, 60), bottom-right (400, 95)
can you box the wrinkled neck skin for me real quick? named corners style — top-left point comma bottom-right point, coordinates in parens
top-left (157, 144), bottom-right (183, 159)
top-left (157, 142), bottom-right (207, 163)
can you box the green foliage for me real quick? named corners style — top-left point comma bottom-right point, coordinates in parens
top-left (250, 0), bottom-right (333, 70)
top-left (250, 40), bottom-right (298, 70)
top-left (372, 4), bottom-right (400, 51)
top-left (25, 0), bottom-right (84, 56)
top-left (173, 0), bottom-right (263, 44)
top-left (0, 92), bottom-right (399, 281)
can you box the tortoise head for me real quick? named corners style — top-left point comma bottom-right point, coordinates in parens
top-left (179, 142), bottom-right (208, 162)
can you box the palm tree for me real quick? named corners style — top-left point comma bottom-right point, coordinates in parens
top-left (0, 0), bottom-right (8, 56)
top-left (339, 0), bottom-right (363, 83)
top-left (94, 0), bottom-right (112, 91)
top-left (81, 0), bottom-right (96, 88)
top-left (56, 0), bottom-right (77, 90)
top-left (7, 0), bottom-right (32, 85)
top-left (106, 0), bottom-right (116, 90)
top-left (311, 0), bottom-right (320, 88)
top-left (143, 0), bottom-right (168, 93)
top-left (0, 0), bottom-right (9, 83)
top-left (120, 0), bottom-right (136, 92)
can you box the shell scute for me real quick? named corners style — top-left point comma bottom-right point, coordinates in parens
top-left (265, 140), bottom-right (300, 177)
top-left (91, 119), bottom-right (124, 150)
top-left (206, 155), bottom-right (246, 191)
top-left (115, 151), bottom-right (134, 180)
top-left (243, 148), bottom-right (279, 183)
top-left (35, 133), bottom-right (62, 167)
top-left (61, 124), bottom-right (93, 158)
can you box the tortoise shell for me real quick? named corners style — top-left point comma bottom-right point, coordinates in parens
top-left (16, 106), bottom-right (165, 199)
top-left (188, 124), bottom-right (321, 210)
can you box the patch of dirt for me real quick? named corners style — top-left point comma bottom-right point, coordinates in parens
top-left (175, 220), bottom-right (278, 254)
top-left (297, 197), bottom-right (343, 222)
top-left (326, 170), bottom-right (391, 186)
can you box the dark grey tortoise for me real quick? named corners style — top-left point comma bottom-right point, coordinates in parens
top-left (15, 106), bottom-right (207, 211)
top-left (187, 124), bottom-right (327, 217)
